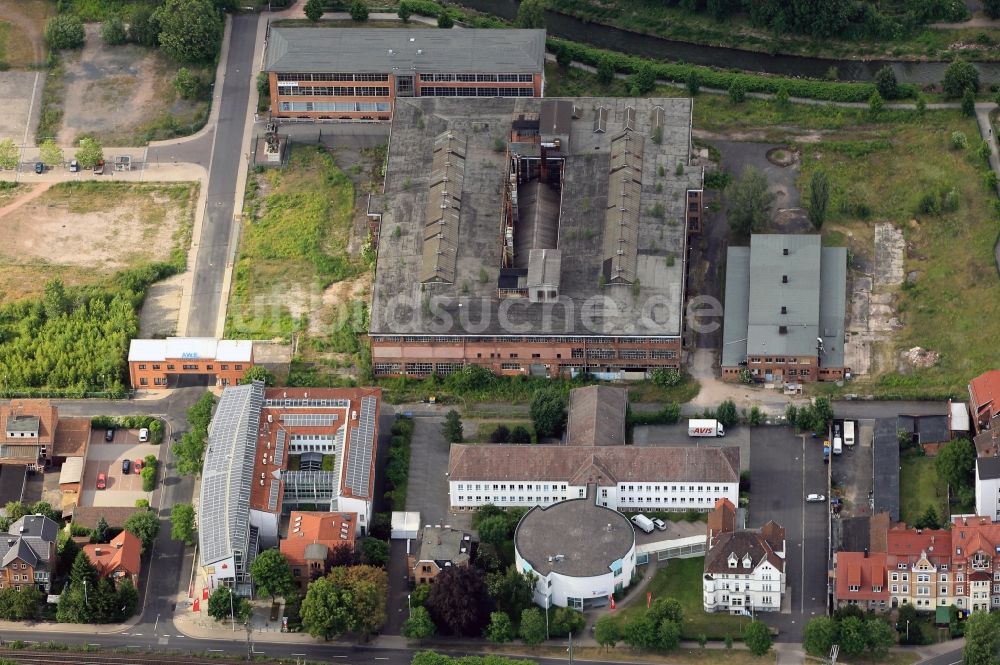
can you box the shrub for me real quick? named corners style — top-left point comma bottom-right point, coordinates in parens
top-left (101, 18), bottom-right (127, 46)
top-left (596, 55), bottom-right (615, 85)
top-left (728, 78), bottom-right (746, 104)
top-left (961, 88), bottom-right (976, 117)
top-left (685, 70), bottom-right (700, 96)
top-left (304, 0), bottom-right (324, 22)
top-left (45, 15), bottom-right (85, 50)
top-left (951, 131), bottom-right (969, 150)
top-left (397, 3), bottom-right (411, 22)
top-left (349, 0), bottom-right (369, 22)
top-left (873, 66), bottom-right (898, 100)
top-left (173, 68), bottom-right (205, 100)
top-left (943, 60), bottom-right (979, 98)
top-left (437, 13), bottom-right (454, 28)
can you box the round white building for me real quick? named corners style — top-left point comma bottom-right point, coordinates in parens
top-left (514, 497), bottom-right (636, 610)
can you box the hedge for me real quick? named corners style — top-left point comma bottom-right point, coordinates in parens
top-left (626, 402), bottom-right (681, 426)
top-left (548, 37), bottom-right (918, 103)
top-left (90, 416), bottom-right (164, 443)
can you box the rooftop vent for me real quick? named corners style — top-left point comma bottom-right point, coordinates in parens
top-left (779, 326), bottom-right (788, 334)
top-left (783, 248), bottom-right (789, 256)
top-left (782, 275), bottom-right (788, 284)
top-left (781, 306), bottom-right (787, 314)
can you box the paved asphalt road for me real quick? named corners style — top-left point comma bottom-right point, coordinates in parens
top-left (749, 427), bottom-right (828, 643)
top-left (919, 648), bottom-right (962, 665)
top-left (187, 12), bottom-right (258, 337)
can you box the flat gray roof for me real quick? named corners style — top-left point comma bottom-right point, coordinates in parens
top-left (722, 234), bottom-right (847, 367)
top-left (515, 497), bottom-right (634, 577)
top-left (370, 97), bottom-right (701, 337)
top-left (265, 28), bottom-right (546, 73)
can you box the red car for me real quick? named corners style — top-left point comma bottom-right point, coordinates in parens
top-left (134, 459), bottom-right (143, 474)
top-left (96, 472), bottom-right (107, 490)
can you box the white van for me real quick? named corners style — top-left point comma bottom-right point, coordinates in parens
top-left (138, 428), bottom-right (149, 443)
top-left (833, 436), bottom-right (843, 455)
top-left (844, 421), bottom-right (855, 447)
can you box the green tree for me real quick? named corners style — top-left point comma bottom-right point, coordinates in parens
top-left (685, 70), bottom-right (700, 96)
top-left (866, 618), bottom-right (895, 658)
top-left (426, 565), bottom-right (493, 636)
top-left (802, 616), bottom-right (837, 656)
top-left (985, 0), bottom-right (1000, 18)
top-left (962, 88), bottom-right (976, 117)
top-left (623, 614), bottom-right (658, 650)
top-left (744, 620), bottom-right (772, 656)
top-left (349, 0), bottom-right (369, 22)
top-left (515, 0), bottom-right (545, 28)
top-left (239, 365), bottom-right (273, 385)
top-left (630, 64), bottom-right (656, 95)
top-left (141, 464), bottom-right (156, 491)
top-left (486, 611), bottom-right (514, 643)
top-left (117, 577), bottom-right (139, 619)
top-left (647, 597), bottom-right (684, 625)
top-left (594, 614), bottom-right (620, 649)
top-left (45, 15), bottom-right (85, 49)
top-left (361, 537), bottom-right (390, 567)
top-left (873, 66), bottom-right (898, 100)
top-left (101, 17), bottom-right (127, 45)
top-left (301, 577), bottom-right (351, 639)
top-left (490, 424), bottom-right (511, 443)
top-left (39, 139), bottom-right (64, 167)
top-left (437, 12), bottom-right (453, 28)
top-left (728, 78), bottom-right (746, 104)
top-left (327, 565), bottom-right (389, 638)
top-left (304, 0), bottom-right (324, 22)
top-left (397, 2), bottom-right (411, 22)
top-left (95, 516), bottom-right (109, 543)
top-left (477, 515), bottom-right (510, 547)
top-left (716, 399), bottom-right (738, 427)
top-left (749, 405), bottom-right (764, 426)
top-left (555, 44), bottom-right (571, 68)
top-left (943, 60), bottom-right (979, 98)
top-left (123, 509), bottom-right (160, 552)
top-left (550, 606), bottom-right (585, 636)
top-left (70, 549), bottom-right (99, 588)
top-left (486, 566), bottom-right (535, 618)
top-left (936, 437), bottom-right (975, 491)
top-left (774, 85), bottom-right (790, 113)
top-left (868, 89), bottom-right (884, 117)
top-left (0, 138), bottom-right (19, 170)
top-left (30, 500), bottom-right (58, 522)
top-left (172, 68), bottom-right (204, 100)
top-left (154, 0), bottom-right (224, 63)
top-left (56, 585), bottom-right (90, 623)
top-left (510, 425), bottom-right (531, 444)
top-left (839, 616), bottom-right (868, 656)
top-left (530, 390), bottom-right (567, 438)
top-left (170, 503), bottom-right (195, 545)
top-left (962, 611), bottom-right (999, 665)
top-left (915, 505), bottom-right (940, 530)
top-left (251, 549), bottom-right (296, 601)
top-left (596, 56), bottom-right (615, 85)
top-left (207, 586), bottom-right (236, 622)
top-left (442, 409), bottom-right (464, 443)
top-left (808, 170), bottom-right (830, 230)
top-left (127, 5), bottom-right (160, 46)
top-left (519, 607), bottom-right (546, 645)
top-left (727, 165), bottom-right (774, 236)
top-left (657, 619), bottom-right (682, 650)
top-left (402, 605), bottom-right (436, 639)
top-left (75, 137), bottom-right (103, 169)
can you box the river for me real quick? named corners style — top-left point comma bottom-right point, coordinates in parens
top-left (454, 0), bottom-right (1000, 85)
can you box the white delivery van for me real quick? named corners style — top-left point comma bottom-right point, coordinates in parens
top-left (844, 421), bottom-right (855, 447)
top-left (833, 436), bottom-right (843, 455)
top-left (688, 419), bottom-right (725, 437)
top-left (631, 514), bottom-right (655, 534)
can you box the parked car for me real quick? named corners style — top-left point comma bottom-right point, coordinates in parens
top-left (651, 517), bottom-right (667, 531)
top-left (134, 459), bottom-right (143, 474)
top-left (105, 428), bottom-right (115, 442)
top-left (138, 427), bottom-right (149, 442)
top-left (69, 160), bottom-right (79, 172)
top-left (94, 159), bottom-right (105, 175)
top-left (34, 162), bottom-right (44, 174)
top-left (96, 473), bottom-right (107, 490)
top-left (122, 459), bottom-right (131, 474)
top-left (806, 493), bottom-right (826, 503)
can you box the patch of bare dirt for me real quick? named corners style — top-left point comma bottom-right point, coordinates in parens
top-left (310, 273), bottom-right (373, 336)
top-left (0, 0), bottom-right (50, 67)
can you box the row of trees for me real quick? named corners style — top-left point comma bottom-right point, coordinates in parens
top-left (386, 416), bottom-right (414, 510)
top-left (46, 0), bottom-right (224, 64)
top-left (173, 391), bottom-right (217, 475)
top-left (56, 551), bottom-right (138, 624)
top-left (802, 613), bottom-right (896, 659)
top-left (785, 397), bottom-right (835, 435)
top-left (0, 500), bottom-right (59, 532)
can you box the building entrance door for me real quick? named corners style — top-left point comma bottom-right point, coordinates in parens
top-left (396, 75), bottom-right (414, 97)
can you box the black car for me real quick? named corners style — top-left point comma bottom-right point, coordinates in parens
top-left (34, 162), bottom-right (44, 174)
top-left (105, 428), bottom-right (115, 442)
top-left (122, 459), bottom-right (131, 474)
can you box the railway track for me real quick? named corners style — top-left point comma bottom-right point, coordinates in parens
top-left (0, 647), bottom-right (251, 665)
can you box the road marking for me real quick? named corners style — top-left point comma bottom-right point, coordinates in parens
top-left (291, 654), bottom-right (306, 657)
top-left (208, 649), bottom-right (224, 652)
top-left (87, 643), bottom-right (101, 646)
top-left (133, 633), bottom-right (142, 636)
top-left (127, 645), bottom-right (142, 649)
top-left (375, 657), bottom-right (389, 660)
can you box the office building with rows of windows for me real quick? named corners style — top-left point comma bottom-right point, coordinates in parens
top-left (263, 28), bottom-right (545, 121)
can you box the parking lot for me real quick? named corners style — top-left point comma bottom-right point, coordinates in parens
top-left (79, 428), bottom-right (160, 508)
top-left (748, 426), bottom-right (828, 642)
top-left (633, 422), bottom-right (750, 472)
top-left (832, 418), bottom-right (873, 517)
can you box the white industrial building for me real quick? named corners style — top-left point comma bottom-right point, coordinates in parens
top-left (975, 458), bottom-right (1000, 521)
top-left (514, 490), bottom-right (636, 610)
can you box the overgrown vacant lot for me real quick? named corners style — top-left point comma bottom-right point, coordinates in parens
top-left (0, 181), bottom-right (197, 304)
top-left (797, 111), bottom-right (999, 397)
top-left (228, 146), bottom-right (367, 341)
top-left (0, 0), bottom-right (51, 68)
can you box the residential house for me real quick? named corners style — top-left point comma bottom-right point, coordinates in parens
top-left (703, 499), bottom-right (786, 614)
top-left (0, 514), bottom-right (59, 592)
top-left (409, 527), bottom-right (473, 586)
top-left (280, 511), bottom-right (357, 590)
top-left (82, 530), bottom-right (141, 586)
top-left (885, 527), bottom-right (951, 610)
top-left (834, 551), bottom-right (889, 610)
top-left (969, 370), bottom-right (1000, 433)
top-left (975, 458), bottom-right (1000, 522)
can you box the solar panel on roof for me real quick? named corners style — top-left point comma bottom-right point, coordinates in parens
top-left (267, 480), bottom-right (280, 512)
top-left (345, 396), bottom-right (377, 498)
top-left (280, 413), bottom-right (338, 427)
top-left (273, 429), bottom-right (286, 466)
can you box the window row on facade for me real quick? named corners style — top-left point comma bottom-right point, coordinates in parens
top-left (136, 363), bottom-right (243, 371)
top-left (418, 73), bottom-right (535, 82)
top-left (277, 86), bottom-right (390, 97)
top-left (372, 335), bottom-right (678, 344)
top-left (279, 101), bottom-right (392, 113)
top-left (419, 87), bottom-right (535, 97)
top-left (275, 72), bottom-right (389, 82)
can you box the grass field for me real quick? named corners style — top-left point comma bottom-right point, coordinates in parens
top-left (899, 452), bottom-right (948, 526)
top-left (0, 0), bottom-right (51, 68)
top-left (616, 557), bottom-right (750, 640)
top-left (797, 112), bottom-right (1000, 398)
top-left (228, 146), bottom-right (364, 340)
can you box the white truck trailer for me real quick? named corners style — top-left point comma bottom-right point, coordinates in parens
top-left (688, 419), bottom-right (725, 437)
top-left (631, 514), bottom-right (655, 534)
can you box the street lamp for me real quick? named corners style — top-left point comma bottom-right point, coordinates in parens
top-left (230, 588), bottom-right (236, 632)
top-left (83, 579), bottom-right (88, 605)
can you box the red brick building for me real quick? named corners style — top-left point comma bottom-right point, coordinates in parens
top-left (264, 29), bottom-right (545, 121)
top-left (83, 530), bottom-right (142, 587)
top-left (0, 515), bottom-right (58, 592)
top-left (280, 511), bottom-right (357, 590)
top-left (969, 370), bottom-right (1000, 433)
top-left (127, 337), bottom-right (253, 389)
